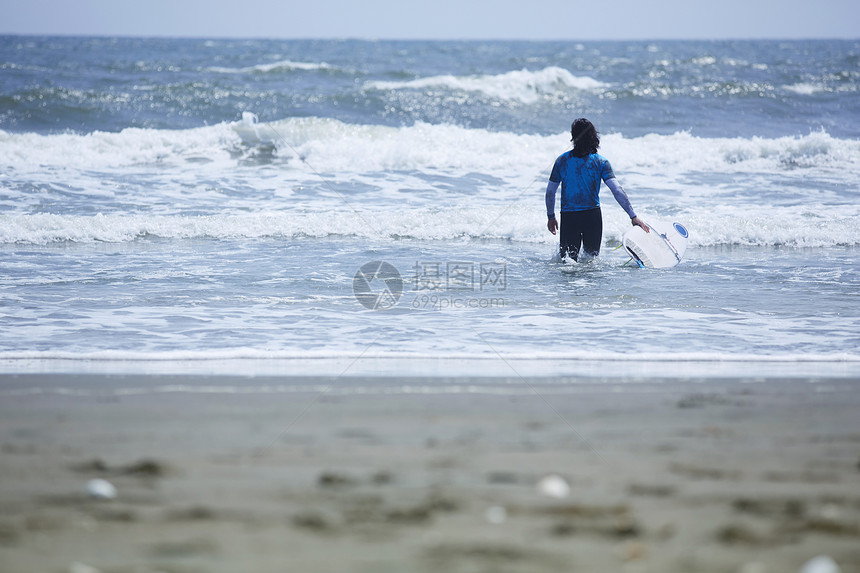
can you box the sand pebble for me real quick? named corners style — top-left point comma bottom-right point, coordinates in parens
top-left (86, 478), bottom-right (117, 500)
top-left (536, 474), bottom-right (570, 499)
top-left (617, 540), bottom-right (647, 561)
top-left (817, 503), bottom-right (841, 521)
top-left (485, 505), bottom-right (507, 524)
top-left (800, 556), bottom-right (841, 573)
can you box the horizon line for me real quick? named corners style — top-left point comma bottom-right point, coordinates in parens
top-left (2, 31), bottom-right (859, 43)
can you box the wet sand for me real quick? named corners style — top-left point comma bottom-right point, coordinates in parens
top-left (1, 374), bottom-right (859, 573)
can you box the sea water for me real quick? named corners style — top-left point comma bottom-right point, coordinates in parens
top-left (1, 37), bottom-right (859, 381)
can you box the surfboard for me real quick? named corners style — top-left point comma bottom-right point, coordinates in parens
top-left (623, 221), bottom-right (688, 268)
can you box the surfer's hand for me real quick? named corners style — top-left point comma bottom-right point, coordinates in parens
top-left (547, 217), bottom-right (558, 235)
top-left (632, 216), bottom-right (649, 233)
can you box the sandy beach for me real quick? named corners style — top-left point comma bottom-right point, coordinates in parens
top-left (1, 374), bottom-right (859, 573)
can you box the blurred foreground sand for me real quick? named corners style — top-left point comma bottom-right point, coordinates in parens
top-left (1, 375), bottom-right (858, 572)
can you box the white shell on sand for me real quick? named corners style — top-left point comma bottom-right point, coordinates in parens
top-left (485, 505), bottom-right (507, 524)
top-left (800, 556), bottom-right (841, 573)
top-left (536, 474), bottom-right (570, 499)
top-left (85, 478), bottom-right (117, 500)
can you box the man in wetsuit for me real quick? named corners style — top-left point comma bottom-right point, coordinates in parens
top-left (546, 118), bottom-right (649, 261)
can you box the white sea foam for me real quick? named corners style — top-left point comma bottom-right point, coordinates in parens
top-left (2, 348), bottom-right (858, 365)
top-left (2, 204), bottom-right (858, 247)
top-left (247, 118), bottom-right (860, 186)
top-left (1, 348), bottom-right (858, 380)
top-left (784, 83), bottom-right (827, 95)
top-left (3, 119), bottom-right (859, 247)
top-left (236, 115), bottom-right (559, 174)
top-left (207, 59), bottom-right (335, 73)
top-left (0, 124), bottom-right (240, 170)
top-left (4, 119), bottom-right (856, 177)
top-left (365, 66), bottom-right (607, 103)
top-left (604, 129), bottom-right (860, 173)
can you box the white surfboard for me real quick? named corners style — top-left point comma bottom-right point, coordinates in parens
top-left (623, 221), bottom-right (688, 268)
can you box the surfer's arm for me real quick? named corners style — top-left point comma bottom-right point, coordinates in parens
top-left (545, 180), bottom-right (559, 219)
top-left (604, 177), bottom-right (636, 219)
top-left (605, 177), bottom-right (649, 232)
top-left (545, 180), bottom-right (559, 235)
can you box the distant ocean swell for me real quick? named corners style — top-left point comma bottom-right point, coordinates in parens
top-left (9, 64), bottom-right (857, 114)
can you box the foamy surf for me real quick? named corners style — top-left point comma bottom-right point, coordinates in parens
top-left (2, 348), bottom-right (858, 381)
top-left (2, 207), bottom-right (859, 247)
top-left (3, 118), bottom-right (856, 176)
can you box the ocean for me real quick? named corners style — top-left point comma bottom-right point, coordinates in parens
top-left (1, 36), bottom-right (859, 381)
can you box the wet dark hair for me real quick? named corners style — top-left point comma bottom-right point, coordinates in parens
top-left (570, 118), bottom-right (600, 158)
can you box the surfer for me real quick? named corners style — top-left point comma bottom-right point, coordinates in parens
top-left (546, 118), bottom-right (649, 261)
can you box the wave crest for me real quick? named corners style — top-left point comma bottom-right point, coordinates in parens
top-left (3, 118), bottom-right (856, 177)
top-left (3, 207), bottom-right (859, 248)
top-left (207, 59), bottom-right (336, 74)
top-left (365, 66), bottom-right (607, 103)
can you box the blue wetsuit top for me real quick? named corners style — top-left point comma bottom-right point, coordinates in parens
top-left (545, 151), bottom-right (636, 220)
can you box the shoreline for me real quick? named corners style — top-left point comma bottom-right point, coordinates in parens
top-left (2, 352), bottom-right (859, 380)
top-left (1, 375), bottom-right (859, 572)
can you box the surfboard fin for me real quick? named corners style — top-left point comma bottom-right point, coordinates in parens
top-left (624, 246), bottom-right (646, 268)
